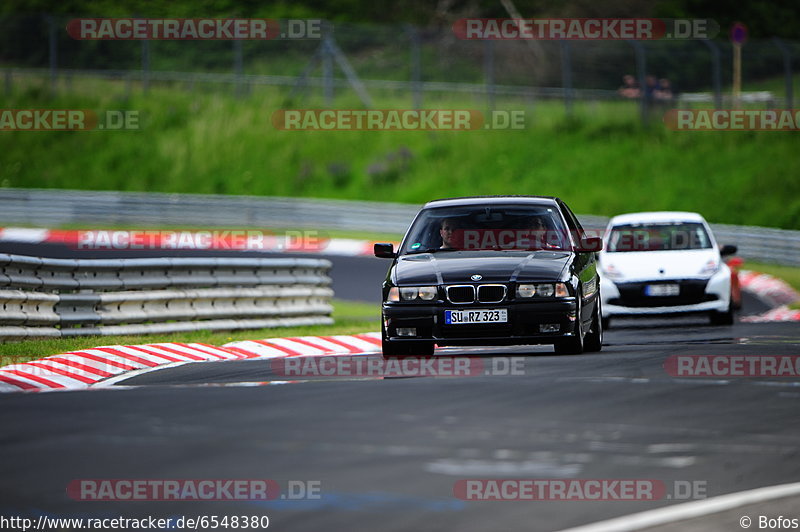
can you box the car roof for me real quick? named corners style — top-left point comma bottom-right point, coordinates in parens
top-left (423, 195), bottom-right (560, 209)
top-left (608, 211), bottom-right (707, 226)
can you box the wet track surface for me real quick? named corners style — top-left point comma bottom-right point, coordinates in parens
top-left (1, 243), bottom-right (799, 531)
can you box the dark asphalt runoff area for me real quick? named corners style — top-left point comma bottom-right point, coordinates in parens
top-left (1, 242), bottom-right (799, 531)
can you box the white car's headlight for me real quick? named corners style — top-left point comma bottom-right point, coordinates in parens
top-left (601, 263), bottom-right (624, 280)
top-left (698, 259), bottom-right (720, 276)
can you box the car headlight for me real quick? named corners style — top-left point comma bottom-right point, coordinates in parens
top-left (698, 259), bottom-right (720, 276)
top-left (517, 284), bottom-right (536, 298)
top-left (418, 286), bottom-right (437, 300)
top-left (516, 283), bottom-right (569, 298)
top-left (601, 263), bottom-right (624, 280)
top-left (388, 286), bottom-right (438, 302)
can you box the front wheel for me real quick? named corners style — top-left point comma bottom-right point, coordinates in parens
top-left (554, 292), bottom-right (584, 355)
top-left (709, 300), bottom-right (734, 325)
top-left (583, 297), bottom-right (603, 352)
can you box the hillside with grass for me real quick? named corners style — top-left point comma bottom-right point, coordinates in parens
top-left (1, 76), bottom-right (798, 229)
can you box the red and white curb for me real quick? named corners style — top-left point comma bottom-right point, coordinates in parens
top-left (739, 270), bottom-right (800, 322)
top-left (223, 333), bottom-right (381, 358)
top-left (0, 227), bottom-right (395, 257)
top-left (741, 306), bottom-right (800, 323)
top-left (0, 333), bottom-right (382, 393)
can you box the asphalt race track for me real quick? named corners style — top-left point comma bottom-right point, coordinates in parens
top-left (1, 242), bottom-right (799, 531)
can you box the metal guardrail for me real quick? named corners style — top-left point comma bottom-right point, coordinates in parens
top-left (710, 224), bottom-right (800, 267)
top-left (0, 188), bottom-right (420, 235)
top-left (0, 254), bottom-right (333, 339)
top-left (0, 188), bottom-right (798, 266)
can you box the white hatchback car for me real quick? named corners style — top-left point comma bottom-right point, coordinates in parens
top-left (599, 212), bottom-right (737, 327)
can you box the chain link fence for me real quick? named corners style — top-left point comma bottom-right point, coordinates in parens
top-left (1, 15), bottom-right (797, 117)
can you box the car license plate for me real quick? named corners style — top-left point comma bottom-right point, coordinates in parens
top-left (644, 284), bottom-right (680, 296)
top-left (445, 309), bottom-right (508, 324)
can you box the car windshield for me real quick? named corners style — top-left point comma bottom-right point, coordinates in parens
top-left (399, 204), bottom-right (570, 254)
top-left (606, 222), bottom-right (712, 252)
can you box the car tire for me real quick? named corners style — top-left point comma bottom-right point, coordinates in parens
top-left (584, 297), bottom-right (603, 353)
top-left (554, 291), bottom-right (584, 355)
top-left (709, 300), bottom-right (734, 326)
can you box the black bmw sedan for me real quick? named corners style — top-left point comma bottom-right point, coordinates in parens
top-left (374, 196), bottom-right (604, 356)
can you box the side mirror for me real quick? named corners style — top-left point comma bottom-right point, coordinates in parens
top-left (720, 244), bottom-right (738, 257)
top-left (374, 242), bottom-right (397, 259)
top-left (577, 236), bottom-right (603, 253)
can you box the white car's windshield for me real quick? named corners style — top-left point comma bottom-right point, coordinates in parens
top-left (607, 222), bottom-right (712, 252)
top-left (400, 204), bottom-right (570, 254)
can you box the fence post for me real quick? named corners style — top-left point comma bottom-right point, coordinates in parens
top-left (484, 39), bottom-right (495, 114)
top-left (233, 39), bottom-right (244, 97)
top-left (142, 39), bottom-right (150, 94)
top-left (628, 40), bottom-right (648, 124)
top-left (47, 15), bottom-right (57, 95)
top-left (322, 21), bottom-right (334, 106)
top-left (560, 40), bottom-right (574, 117)
top-left (407, 25), bottom-right (423, 109)
top-left (773, 38), bottom-right (793, 109)
top-left (327, 35), bottom-right (374, 107)
top-left (701, 39), bottom-right (722, 109)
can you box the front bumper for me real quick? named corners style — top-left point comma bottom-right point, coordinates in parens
top-left (600, 269), bottom-right (731, 317)
top-left (382, 298), bottom-right (578, 346)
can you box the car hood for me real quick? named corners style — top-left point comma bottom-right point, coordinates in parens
top-left (600, 249), bottom-right (721, 281)
top-left (392, 251), bottom-right (572, 285)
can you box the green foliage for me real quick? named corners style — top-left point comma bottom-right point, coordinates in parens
top-left (1, 77), bottom-right (798, 229)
